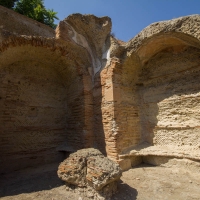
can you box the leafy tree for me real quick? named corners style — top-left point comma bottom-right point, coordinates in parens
top-left (14, 0), bottom-right (58, 29)
top-left (0, 0), bottom-right (18, 8)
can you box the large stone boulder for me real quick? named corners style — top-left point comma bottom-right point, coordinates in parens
top-left (57, 148), bottom-right (122, 199)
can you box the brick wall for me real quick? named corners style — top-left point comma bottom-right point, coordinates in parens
top-left (0, 44), bottom-right (91, 173)
top-left (100, 57), bottom-right (141, 160)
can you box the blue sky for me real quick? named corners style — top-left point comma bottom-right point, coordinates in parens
top-left (44, 0), bottom-right (200, 42)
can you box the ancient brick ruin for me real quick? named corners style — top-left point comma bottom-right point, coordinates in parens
top-left (0, 5), bottom-right (200, 174)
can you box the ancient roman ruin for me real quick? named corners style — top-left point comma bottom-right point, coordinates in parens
top-left (0, 4), bottom-right (200, 179)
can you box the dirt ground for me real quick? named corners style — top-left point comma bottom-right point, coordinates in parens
top-left (1, 163), bottom-right (200, 200)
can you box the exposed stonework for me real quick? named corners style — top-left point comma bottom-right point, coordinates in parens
top-left (0, 7), bottom-right (94, 174)
top-left (0, 4), bottom-right (200, 175)
top-left (57, 148), bottom-right (122, 199)
top-left (126, 15), bottom-right (200, 57)
top-left (0, 40), bottom-right (91, 173)
top-left (0, 5), bottom-right (54, 42)
top-left (103, 14), bottom-right (200, 169)
top-left (56, 14), bottom-right (111, 76)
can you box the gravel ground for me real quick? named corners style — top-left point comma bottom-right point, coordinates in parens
top-left (1, 163), bottom-right (200, 200)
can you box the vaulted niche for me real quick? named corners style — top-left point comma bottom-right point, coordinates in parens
top-left (138, 45), bottom-right (200, 150)
top-left (111, 34), bottom-right (200, 164)
top-left (0, 45), bottom-right (77, 174)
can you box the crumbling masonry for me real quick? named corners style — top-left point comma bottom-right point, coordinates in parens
top-left (0, 5), bottom-right (200, 173)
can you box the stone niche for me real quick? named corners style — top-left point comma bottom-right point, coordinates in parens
top-left (105, 15), bottom-right (200, 168)
top-left (139, 45), bottom-right (200, 147)
top-left (82, 13), bottom-right (200, 169)
top-left (132, 41), bottom-right (200, 166)
top-left (0, 43), bottom-right (88, 174)
top-left (0, 47), bottom-right (65, 173)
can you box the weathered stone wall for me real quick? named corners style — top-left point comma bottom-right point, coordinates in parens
top-left (99, 58), bottom-right (141, 160)
top-left (93, 72), bottom-right (105, 154)
top-left (0, 30), bottom-right (94, 175)
top-left (0, 9), bottom-right (112, 174)
top-left (0, 47), bottom-right (68, 173)
top-left (0, 42), bottom-right (92, 173)
top-left (138, 46), bottom-right (200, 148)
top-left (56, 14), bottom-right (112, 155)
top-left (0, 5), bottom-right (200, 173)
top-left (0, 5), bottom-right (54, 42)
top-left (106, 15), bottom-right (200, 166)
top-left (99, 60), bottom-right (116, 158)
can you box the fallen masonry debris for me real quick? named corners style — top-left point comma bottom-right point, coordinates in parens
top-left (57, 148), bottom-right (122, 199)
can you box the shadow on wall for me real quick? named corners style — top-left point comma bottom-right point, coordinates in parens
top-left (0, 40), bottom-right (92, 175)
top-left (0, 46), bottom-right (69, 174)
top-left (0, 42), bottom-right (95, 196)
top-left (93, 71), bottom-right (106, 155)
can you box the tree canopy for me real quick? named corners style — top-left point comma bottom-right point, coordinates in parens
top-left (0, 0), bottom-right (58, 29)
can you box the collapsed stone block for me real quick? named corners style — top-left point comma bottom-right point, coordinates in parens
top-left (57, 148), bottom-right (122, 199)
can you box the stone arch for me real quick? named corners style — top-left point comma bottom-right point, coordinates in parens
top-left (0, 36), bottom-right (92, 174)
top-left (135, 33), bottom-right (200, 146)
top-left (104, 15), bottom-right (200, 167)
